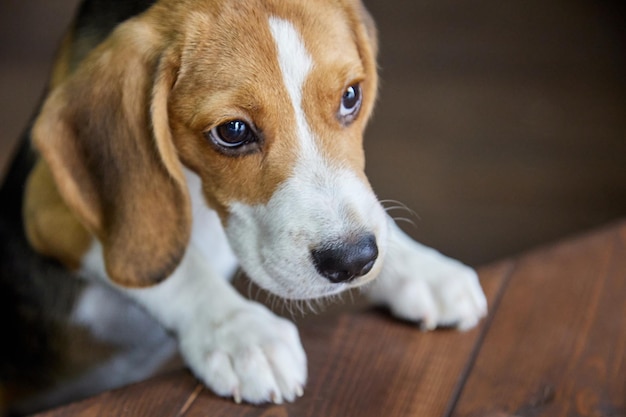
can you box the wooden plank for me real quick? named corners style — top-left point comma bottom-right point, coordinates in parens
top-left (32, 371), bottom-right (200, 417)
top-left (450, 221), bottom-right (626, 417)
top-left (179, 262), bottom-right (508, 417)
top-left (33, 263), bottom-right (508, 417)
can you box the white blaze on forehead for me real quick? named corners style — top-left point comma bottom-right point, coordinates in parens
top-left (223, 17), bottom-right (389, 300)
top-left (268, 16), bottom-right (317, 154)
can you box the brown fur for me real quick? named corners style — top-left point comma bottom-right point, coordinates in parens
top-left (24, 161), bottom-right (92, 270)
top-left (27, 0), bottom-right (378, 288)
top-left (49, 33), bottom-right (74, 90)
top-left (31, 18), bottom-right (191, 287)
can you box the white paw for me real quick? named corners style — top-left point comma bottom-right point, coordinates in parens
top-left (371, 261), bottom-right (487, 331)
top-left (366, 223), bottom-right (487, 330)
top-left (178, 303), bottom-right (307, 404)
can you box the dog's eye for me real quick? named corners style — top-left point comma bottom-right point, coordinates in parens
top-left (338, 83), bottom-right (362, 124)
top-left (207, 120), bottom-right (258, 150)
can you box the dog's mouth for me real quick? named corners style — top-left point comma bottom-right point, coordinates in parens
top-left (224, 161), bottom-right (389, 300)
top-left (258, 252), bottom-right (385, 301)
top-left (227, 215), bottom-right (388, 300)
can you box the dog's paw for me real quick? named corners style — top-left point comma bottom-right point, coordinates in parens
top-left (370, 261), bottom-right (487, 331)
top-left (178, 303), bottom-right (307, 404)
top-left (365, 228), bottom-right (487, 330)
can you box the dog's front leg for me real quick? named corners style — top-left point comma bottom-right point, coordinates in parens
top-left (82, 243), bottom-right (306, 404)
top-left (364, 216), bottom-right (488, 331)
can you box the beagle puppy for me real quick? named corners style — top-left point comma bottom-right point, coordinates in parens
top-left (0, 0), bottom-right (487, 411)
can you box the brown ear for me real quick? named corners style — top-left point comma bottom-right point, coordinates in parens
top-left (32, 19), bottom-right (190, 288)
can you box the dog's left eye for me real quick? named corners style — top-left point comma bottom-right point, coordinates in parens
top-left (206, 120), bottom-right (258, 151)
top-left (338, 83), bottom-right (362, 124)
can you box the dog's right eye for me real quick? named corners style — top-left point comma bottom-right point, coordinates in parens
top-left (338, 83), bottom-right (362, 125)
top-left (206, 120), bottom-right (259, 152)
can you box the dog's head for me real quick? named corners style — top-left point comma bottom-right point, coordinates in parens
top-left (33, 0), bottom-right (387, 299)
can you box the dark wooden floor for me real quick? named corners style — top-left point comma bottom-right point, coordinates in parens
top-left (1, 0), bottom-right (625, 265)
top-left (32, 221), bottom-right (626, 417)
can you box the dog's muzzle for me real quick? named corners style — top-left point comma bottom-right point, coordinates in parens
top-left (310, 234), bottom-right (378, 283)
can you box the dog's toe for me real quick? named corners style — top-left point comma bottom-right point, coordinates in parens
top-left (180, 304), bottom-right (307, 404)
top-left (366, 254), bottom-right (487, 331)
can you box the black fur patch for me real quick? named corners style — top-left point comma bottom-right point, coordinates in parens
top-left (0, 135), bottom-right (87, 413)
top-left (74, 0), bottom-right (157, 41)
top-left (0, 0), bottom-right (157, 411)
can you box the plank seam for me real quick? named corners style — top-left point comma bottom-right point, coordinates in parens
top-left (442, 259), bottom-right (519, 417)
top-left (174, 383), bottom-right (204, 417)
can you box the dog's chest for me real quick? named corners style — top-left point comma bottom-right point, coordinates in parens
top-left (185, 168), bottom-right (239, 280)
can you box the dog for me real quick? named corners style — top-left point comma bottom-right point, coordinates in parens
top-left (0, 0), bottom-right (487, 412)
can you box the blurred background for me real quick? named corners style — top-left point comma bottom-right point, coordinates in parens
top-left (1, 0), bottom-right (624, 266)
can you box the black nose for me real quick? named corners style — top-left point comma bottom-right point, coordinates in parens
top-left (311, 234), bottom-right (378, 283)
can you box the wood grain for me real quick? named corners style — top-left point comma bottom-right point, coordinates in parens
top-left (451, 221), bottom-right (626, 417)
top-left (33, 264), bottom-right (508, 417)
top-left (31, 372), bottom-right (199, 417)
top-left (32, 222), bottom-right (626, 416)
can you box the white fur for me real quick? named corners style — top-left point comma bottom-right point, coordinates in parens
top-left (227, 166), bottom-right (387, 299)
top-left (364, 218), bottom-right (488, 330)
top-left (268, 16), bottom-right (315, 155)
top-left (78, 166), bottom-right (307, 405)
top-left (72, 15), bottom-right (487, 408)
top-left (226, 18), bottom-right (388, 300)
top-left (185, 168), bottom-right (238, 280)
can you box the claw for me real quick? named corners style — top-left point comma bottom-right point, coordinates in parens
top-left (295, 385), bottom-right (304, 398)
top-left (419, 316), bottom-right (437, 331)
top-left (270, 391), bottom-right (283, 405)
top-left (233, 387), bottom-right (242, 404)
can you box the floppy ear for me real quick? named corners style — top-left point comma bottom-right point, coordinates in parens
top-left (32, 19), bottom-right (191, 288)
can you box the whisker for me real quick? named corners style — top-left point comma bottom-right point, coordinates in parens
top-left (347, 288), bottom-right (355, 305)
top-left (268, 293), bottom-right (276, 312)
top-left (379, 199), bottom-right (421, 221)
top-left (296, 299), bottom-right (307, 317)
top-left (290, 300), bottom-right (300, 318)
top-left (392, 216), bottom-right (417, 228)
top-left (246, 279), bottom-right (255, 300)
